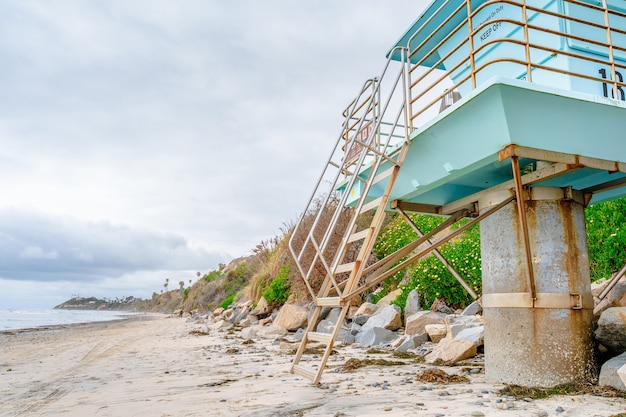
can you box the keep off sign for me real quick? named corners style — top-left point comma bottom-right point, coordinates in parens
top-left (346, 120), bottom-right (374, 164)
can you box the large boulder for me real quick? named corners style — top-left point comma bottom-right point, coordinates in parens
top-left (376, 289), bottom-right (402, 307)
top-left (595, 307), bottom-right (626, 353)
top-left (355, 302), bottom-right (378, 316)
top-left (256, 324), bottom-right (288, 338)
top-left (424, 323), bottom-right (447, 343)
top-left (355, 327), bottom-right (398, 347)
top-left (461, 300), bottom-right (483, 316)
top-left (395, 333), bottom-right (429, 352)
top-left (404, 289), bottom-right (421, 322)
top-left (250, 296), bottom-right (272, 316)
top-left (599, 351), bottom-right (626, 390)
top-left (445, 314), bottom-right (483, 339)
top-left (455, 325), bottom-right (484, 346)
top-left (425, 338), bottom-right (477, 364)
top-left (361, 305), bottom-right (402, 332)
top-left (405, 311), bottom-right (445, 335)
top-left (273, 304), bottom-right (308, 331)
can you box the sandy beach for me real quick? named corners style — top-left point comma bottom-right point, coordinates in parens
top-left (1, 314), bottom-right (626, 417)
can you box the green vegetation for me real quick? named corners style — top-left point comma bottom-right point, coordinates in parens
top-left (585, 197), bottom-right (626, 281)
top-left (373, 213), bottom-right (481, 310)
top-left (203, 270), bottom-right (224, 283)
top-left (220, 292), bottom-right (237, 309)
top-left (263, 263), bottom-right (291, 306)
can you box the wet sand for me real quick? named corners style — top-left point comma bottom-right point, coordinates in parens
top-left (1, 314), bottom-right (625, 417)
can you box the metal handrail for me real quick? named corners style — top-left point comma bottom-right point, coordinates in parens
top-left (402, 0), bottom-right (626, 128)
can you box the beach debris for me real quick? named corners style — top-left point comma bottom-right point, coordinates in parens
top-left (415, 368), bottom-right (468, 384)
top-left (341, 357), bottom-right (406, 373)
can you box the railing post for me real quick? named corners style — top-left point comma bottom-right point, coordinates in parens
top-left (601, 0), bottom-right (618, 99)
top-left (466, 0), bottom-right (476, 89)
top-left (521, 0), bottom-right (532, 82)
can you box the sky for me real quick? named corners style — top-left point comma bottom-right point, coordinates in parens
top-left (0, 0), bottom-right (427, 309)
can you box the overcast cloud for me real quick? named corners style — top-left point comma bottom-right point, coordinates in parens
top-left (0, 0), bottom-right (424, 308)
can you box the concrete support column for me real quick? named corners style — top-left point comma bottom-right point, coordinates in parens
top-left (479, 187), bottom-right (597, 387)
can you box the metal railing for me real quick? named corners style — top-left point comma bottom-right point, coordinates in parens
top-left (403, 0), bottom-right (626, 128)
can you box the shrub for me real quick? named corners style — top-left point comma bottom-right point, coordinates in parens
top-left (203, 270), bottom-right (224, 283)
top-left (373, 213), bottom-right (481, 311)
top-left (220, 292), bottom-right (237, 309)
top-left (264, 263), bottom-right (291, 306)
top-left (586, 197), bottom-right (626, 281)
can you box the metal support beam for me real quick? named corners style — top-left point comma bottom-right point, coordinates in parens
top-left (511, 156), bottom-right (537, 302)
top-left (342, 196), bottom-right (514, 301)
top-left (394, 205), bottom-right (480, 301)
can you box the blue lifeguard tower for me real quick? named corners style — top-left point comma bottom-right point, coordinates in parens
top-left (289, 0), bottom-right (626, 386)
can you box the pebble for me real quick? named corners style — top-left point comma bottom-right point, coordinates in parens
top-left (556, 406), bottom-right (564, 413)
top-left (471, 412), bottom-right (485, 417)
top-left (475, 401), bottom-right (484, 406)
top-left (534, 411), bottom-right (549, 417)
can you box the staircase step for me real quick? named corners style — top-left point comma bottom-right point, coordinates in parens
top-left (348, 228), bottom-right (371, 243)
top-left (316, 297), bottom-right (344, 307)
top-left (291, 364), bottom-right (318, 381)
top-left (372, 168), bottom-right (394, 184)
top-left (360, 197), bottom-right (383, 213)
top-left (334, 262), bottom-right (356, 274)
top-left (307, 332), bottom-right (332, 344)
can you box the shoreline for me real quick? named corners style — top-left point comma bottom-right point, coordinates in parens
top-left (0, 312), bottom-right (163, 336)
top-left (1, 315), bottom-right (626, 417)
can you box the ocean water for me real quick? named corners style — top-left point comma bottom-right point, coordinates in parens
top-left (0, 308), bottom-right (137, 331)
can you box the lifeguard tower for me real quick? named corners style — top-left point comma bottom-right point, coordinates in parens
top-left (289, 0), bottom-right (626, 387)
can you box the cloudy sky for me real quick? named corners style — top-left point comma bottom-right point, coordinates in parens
top-left (0, 1), bottom-right (425, 308)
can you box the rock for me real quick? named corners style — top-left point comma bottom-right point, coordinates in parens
top-left (352, 314), bottom-right (371, 326)
top-left (316, 319), bottom-right (335, 334)
top-left (395, 333), bottom-right (429, 352)
top-left (405, 311), bottom-right (445, 335)
top-left (424, 324), bottom-right (448, 343)
top-left (326, 308), bottom-right (343, 325)
top-left (455, 326), bottom-right (484, 346)
top-left (259, 317), bottom-right (273, 326)
top-left (350, 322), bottom-right (362, 336)
top-left (376, 289), bottom-right (402, 306)
top-left (445, 314), bottom-right (482, 338)
top-left (595, 307), bottom-right (626, 353)
top-left (256, 324), bottom-right (288, 338)
top-left (213, 307), bottom-right (225, 317)
top-left (209, 319), bottom-right (233, 331)
top-left (273, 304), bottom-right (308, 331)
top-left (599, 351), bottom-right (626, 390)
top-left (462, 300), bottom-right (482, 316)
top-left (346, 305), bottom-right (360, 320)
top-left (361, 305), bottom-right (402, 331)
top-left (610, 282), bottom-right (626, 307)
top-left (240, 327), bottom-right (257, 340)
top-left (425, 338), bottom-right (477, 364)
top-left (316, 319), bottom-right (354, 344)
top-left (292, 328), bottom-right (305, 341)
top-left (355, 302), bottom-right (378, 316)
top-left (355, 327), bottom-right (398, 347)
top-left (404, 289), bottom-right (421, 322)
top-left (430, 298), bottom-right (454, 314)
top-left (250, 296), bottom-right (272, 316)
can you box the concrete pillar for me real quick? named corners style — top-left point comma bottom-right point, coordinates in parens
top-left (479, 187), bottom-right (597, 387)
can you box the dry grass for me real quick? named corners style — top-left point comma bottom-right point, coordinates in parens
top-left (499, 382), bottom-right (626, 400)
top-left (341, 357), bottom-right (407, 372)
top-left (415, 368), bottom-right (469, 384)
